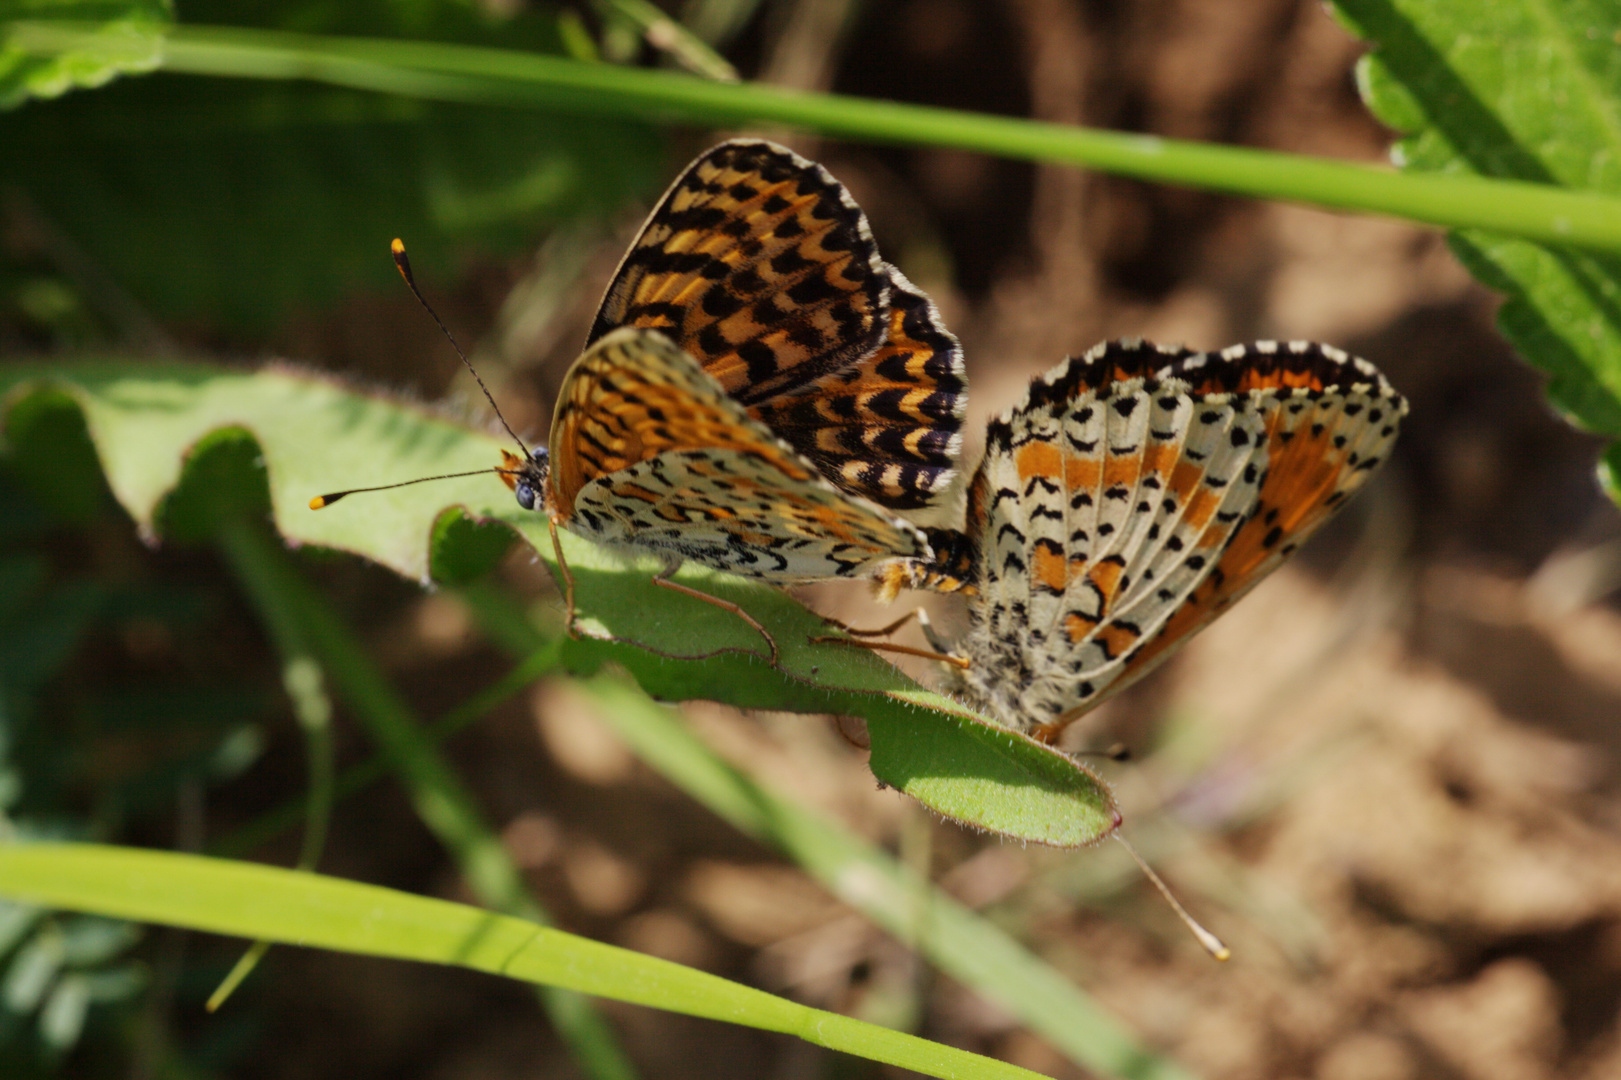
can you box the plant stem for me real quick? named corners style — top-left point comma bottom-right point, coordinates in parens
top-left (12, 19), bottom-right (1621, 252)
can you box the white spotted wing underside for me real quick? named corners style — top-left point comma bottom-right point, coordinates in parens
top-left (950, 339), bottom-right (1405, 740)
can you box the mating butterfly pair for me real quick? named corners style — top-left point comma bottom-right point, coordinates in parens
top-left (320, 141), bottom-right (1406, 744)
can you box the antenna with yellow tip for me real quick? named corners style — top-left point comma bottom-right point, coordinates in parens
top-left (308, 240), bottom-right (532, 511)
top-left (390, 239), bottom-right (531, 459)
top-left (308, 467), bottom-right (518, 510)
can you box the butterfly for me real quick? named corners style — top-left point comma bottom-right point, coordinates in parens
top-left (316, 141), bottom-right (967, 663)
top-left (883, 338), bottom-right (1405, 742)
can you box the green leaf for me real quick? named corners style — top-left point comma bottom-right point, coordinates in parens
top-left (0, 360), bottom-right (1119, 848)
top-left (429, 506), bottom-right (517, 587)
top-left (0, 1), bottom-right (170, 110)
top-left (37, 973), bottom-right (89, 1049)
top-left (1333, 0), bottom-right (1621, 443)
top-left (1, 387), bottom-right (108, 524)
top-left (0, 843), bottom-right (1053, 1080)
top-left (1, 924), bottom-right (62, 1012)
top-left (0, 902), bottom-right (43, 957)
top-left (56, 915), bottom-right (138, 966)
top-left (156, 426), bottom-right (274, 542)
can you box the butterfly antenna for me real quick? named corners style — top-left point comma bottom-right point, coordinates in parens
top-left (391, 238), bottom-right (533, 459)
top-left (310, 467), bottom-right (518, 510)
top-left (1112, 832), bottom-right (1230, 961)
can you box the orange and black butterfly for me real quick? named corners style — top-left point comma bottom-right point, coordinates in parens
top-left (317, 141), bottom-right (968, 660)
top-left (889, 339), bottom-right (1405, 741)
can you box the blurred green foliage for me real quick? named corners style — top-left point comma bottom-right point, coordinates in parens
top-left (1, 0), bottom-right (665, 329)
top-left (0, 0), bottom-right (171, 110)
top-left (0, 452), bottom-right (269, 1070)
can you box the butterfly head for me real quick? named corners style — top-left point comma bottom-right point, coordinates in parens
top-left (501, 447), bottom-right (551, 513)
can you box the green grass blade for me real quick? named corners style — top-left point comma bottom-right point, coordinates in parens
top-left (1, 12), bottom-right (666, 329)
top-left (11, 19), bottom-right (1621, 252)
top-left (0, 844), bottom-right (1051, 1080)
top-left (591, 0), bottom-right (739, 81)
top-left (0, 2), bottom-right (168, 109)
top-left (204, 522), bottom-right (338, 1011)
top-left (215, 630), bottom-right (1180, 1076)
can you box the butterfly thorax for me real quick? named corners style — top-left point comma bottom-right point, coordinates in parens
top-left (874, 527), bottom-right (980, 601)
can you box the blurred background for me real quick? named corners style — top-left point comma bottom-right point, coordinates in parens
top-left (4, 1), bottom-right (1621, 1078)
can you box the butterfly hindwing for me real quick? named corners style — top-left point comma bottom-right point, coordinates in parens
top-left (589, 140), bottom-right (891, 406)
top-left (748, 269), bottom-right (966, 510)
top-left (944, 340), bottom-right (1405, 741)
top-left (1105, 342), bottom-right (1406, 709)
top-left (590, 140), bottom-right (967, 512)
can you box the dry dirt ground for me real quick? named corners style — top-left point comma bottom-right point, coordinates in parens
top-left (230, 3), bottom-right (1621, 1079)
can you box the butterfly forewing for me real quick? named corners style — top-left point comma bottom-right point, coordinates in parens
top-left (552, 327), bottom-right (932, 581)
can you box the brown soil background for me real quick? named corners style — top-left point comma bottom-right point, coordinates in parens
top-left (191, 2), bottom-right (1621, 1079)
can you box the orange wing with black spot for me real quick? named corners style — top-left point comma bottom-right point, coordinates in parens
top-left (549, 328), bottom-right (931, 582)
top-left (549, 326), bottom-right (817, 513)
top-left (749, 269), bottom-right (965, 511)
top-left (589, 141), bottom-right (966, 511)
top-left (938, 340), bottom-right (1405, 740)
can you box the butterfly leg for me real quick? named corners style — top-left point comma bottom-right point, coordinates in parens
top-left (548, 515), bottom-right (581, 640)
top-left (809, 607), bottom-right (968, 668)
top-left (809, 631), bottom-right (969, 671)
top-left (916, 607), bottom-right (954, 655)
top-left (818, 609), bottom-right (922, 638)
top-left (649, 561), bottom-right (780, 666)
top-left (811, 638), bottom-right (971, 670)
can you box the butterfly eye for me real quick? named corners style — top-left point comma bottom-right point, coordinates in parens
top-left (514, 481), bottom-right (537, 511)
